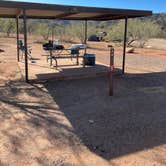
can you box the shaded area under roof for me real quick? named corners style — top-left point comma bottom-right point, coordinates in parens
top-left (0, 0), bottom-right (152, 20)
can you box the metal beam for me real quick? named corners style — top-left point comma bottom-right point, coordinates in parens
top-left (0, 14), bottom-right (150, 20)
top-left (23, 9), bottom-right (29, 82)
top-left (16, 9), bottom-right (23, 18)
top-left (0, 0), bottom-right (152, 17)
top-left (54, 12), bottom-right (78, 19)
top-left (16, 16), bottom-right (19, 62)
top-left (84, 20), bottom-right (87, 45)
top-left (83, 20), bottom-right (87, 67)
top-left (0, 0), bottom-right (152, 21)
top-left (122, 17), bottom-right (128, 74)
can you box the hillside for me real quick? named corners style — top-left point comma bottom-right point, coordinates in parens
top-left (142, 13), bottom-right (166, 27)
top-left (96, 13), bottom-right (166, 29)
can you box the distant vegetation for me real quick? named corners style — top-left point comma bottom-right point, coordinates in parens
top-left (105, 19), bottom-right (161, 47)
top-left (0, 13), bottom-right (165, 48)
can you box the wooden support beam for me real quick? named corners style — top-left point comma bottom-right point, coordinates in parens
top-left (122, 17), bottom-right (128, 74)
top-left (16, 17), bottom-right (19, 62)
top-left (23, 9), bottom-right (29, 82)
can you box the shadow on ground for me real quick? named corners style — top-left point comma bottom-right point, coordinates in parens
top-left (41, 71), bottom-right (166, 160)
top-left (0, 71), bottom-right (166, 163)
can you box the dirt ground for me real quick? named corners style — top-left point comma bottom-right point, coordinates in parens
top-left (0, 37), bottom-right (166, 166)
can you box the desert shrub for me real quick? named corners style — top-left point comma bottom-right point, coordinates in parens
top-left (55, 25), bottom-right (74, 43)
top-left (106, 19), bottom-right (160, 47)
top-left (69, 22), bottom-right (85, 43)
top-left (36, 23), bottom-right (51, 41)
top-left (0, 18), bottom-right (16, 37)
top-left (128, 20), bottom-right (160, 47)
top-left (64, 21), bottom-right (101, 43)
top-left (0, 18), bottom-right (164, 45)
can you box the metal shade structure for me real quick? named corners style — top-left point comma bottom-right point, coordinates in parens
top-left (0, 0), bottom-right (152, 95)
top-left (0, 1), bottom-right (152, 20)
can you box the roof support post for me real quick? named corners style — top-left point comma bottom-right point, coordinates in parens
top-left (51, 26), bottom-right (54, 41)
top-left (23, 9), bottom-right (29, 82)
top-left (83, 20), bottom-right (87, 67)
top-left (84, 20), bottom-right (87, 45)
top-left (16, 16), bottom-right (19, 62)
top-left (84, 20), bottom-right (88, 52)
top-left (122, 17), bottom-right (128, 74)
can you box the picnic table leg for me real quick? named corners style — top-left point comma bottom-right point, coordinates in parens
top-left (76, 54), bottom-right (79, 65)
top-left (50, 50), bottom-right (53, 67)
top-left (50, 57), bottom-right (53, 66)
top-left (22, 49), bottom-right (24, 60)
top-left (54, 58), bottom-right (58, 69)
top-left (83, 57), bottom-right (85, 67)
top-left (46, 55), bottom-right (48, 62)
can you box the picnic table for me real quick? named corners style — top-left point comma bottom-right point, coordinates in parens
top-left (43, 43), bottom-right (86, 68)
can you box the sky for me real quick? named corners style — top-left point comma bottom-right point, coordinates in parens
top-left (10, 0), bottom-right (166, 13)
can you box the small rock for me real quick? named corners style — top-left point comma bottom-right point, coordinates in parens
top-left (146, 45), bottom-right (152, 48)
top-left (93, 146), bottom-right (99, 150)
top-left (0, 49), bottom-right (4, 53)
top-left (88, 120), bottom-right (94, 124)
top-left (126, 47), bottom-right (135, 53)
top-left (100, 149), bottom-right (106, 153)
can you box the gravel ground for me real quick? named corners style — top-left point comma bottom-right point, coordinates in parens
top-left (0, 37), bottom-right (166, 166)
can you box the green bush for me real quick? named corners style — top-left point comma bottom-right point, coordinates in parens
top-left (0, 18), bottom-right (16, 37)
top-left (36, 23), bottom-right (51, 41)
top-left (106, 19), bottom-right (161, 47)
top-left (0, 17), bottom-right (165, 46)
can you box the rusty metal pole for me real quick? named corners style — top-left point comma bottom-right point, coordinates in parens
top-left (23, 9), bottom-right (29, 83)
top-left (16, 16), bottom-right (19, 62)
top-left (52, 25), bottom-right (54, 41)
top-left (122, 17), bottom-right (128, 74)
top-left (108, 45), bottom-right (114, 96)
top-left (83, 20), bottom-right (87, 67)
top-left (84, 20), bottom-right (87, 46)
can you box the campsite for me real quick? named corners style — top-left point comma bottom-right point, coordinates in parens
top-left (0, 1), bottom-right (166, 166)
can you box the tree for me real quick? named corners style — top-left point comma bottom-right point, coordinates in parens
top-left (69, 22), bottom-right (85, 43)
top-left (27, 20), bottom-right (38, 35)
top-left (106, 19), bottom-right (160, 47)
top-left (0, 19), bottom-right (16, 37)
top-left (36, 23), bottom-right (51, 41)
top-left (127, 19), bottom-right (160, 47)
